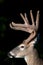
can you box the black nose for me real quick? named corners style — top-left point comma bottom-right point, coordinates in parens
top-left (8, 53), bottom-right (14, 58)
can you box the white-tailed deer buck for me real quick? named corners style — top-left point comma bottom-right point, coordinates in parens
top-left (8, 10), bottom-right (43, 65)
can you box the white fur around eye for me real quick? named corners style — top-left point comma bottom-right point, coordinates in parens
top-left (20, 47), bottom-right (25, 50)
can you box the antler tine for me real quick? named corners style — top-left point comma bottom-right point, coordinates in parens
top-left (10, 22), bottom-right (25, 27)
top-left (24, 13), bottom-right (29, 24)
top-left (36, 10), bottom-right (40, 31)
top-left (20, 13), bottom-right (29, 25)
top-left (30, 10), bottom-right (35, 26)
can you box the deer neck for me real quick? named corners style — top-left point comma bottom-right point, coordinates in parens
top-left (24, 48), bottom-right (40, 65)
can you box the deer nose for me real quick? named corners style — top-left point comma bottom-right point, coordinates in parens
top-left (8, 52), bottom-right (14, 58)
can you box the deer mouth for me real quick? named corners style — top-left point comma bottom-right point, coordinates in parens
top-left (8, 52), bottom-right (14, 58)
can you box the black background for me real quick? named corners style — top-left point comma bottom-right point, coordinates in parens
top-left (0, 0), bottom-right (43, 65)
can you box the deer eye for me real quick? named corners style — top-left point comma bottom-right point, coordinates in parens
top-left (21, 46), bottom-right (24, 48)
top-left (20, 45), bottom-right (25, 50)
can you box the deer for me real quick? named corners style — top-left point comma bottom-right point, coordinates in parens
top-left (8, 10), bottom-right (43, 65)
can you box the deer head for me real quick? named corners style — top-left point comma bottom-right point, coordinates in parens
top-left (8, 10), bottom-right (40, 65)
